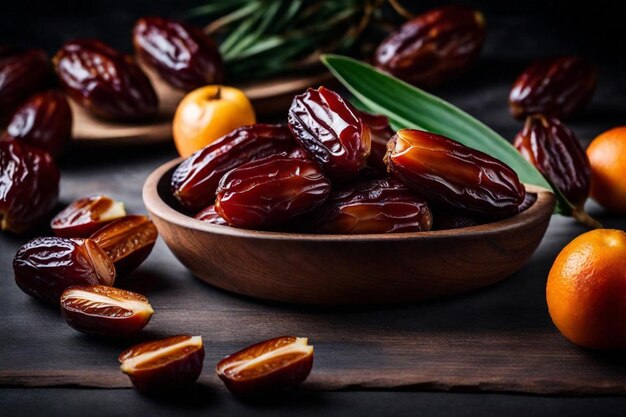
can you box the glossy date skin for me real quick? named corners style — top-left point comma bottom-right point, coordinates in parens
top-left (509, 56), bottom-right (596, 120)
top-left (171, 124), bottom-right (295, 211)
top-left (61, 285), bottom-right (153, 337)
top-left (194, 204), bottom-right (228, 225)
top-left (51, 195), bottom-right (126, 238)
top-left (375, 5), bottom-right (486, 87)
top-left (6, 90), bottom-right (72, 157)
top-left (0, 139), bottom-right (60, 233)
top-left (215, 154), bottom-right (331, 229)
top-left (0, 49), bottom-right (51, 120)
top-left (53, 39), bottom-right (158, 121)
top-left (311, 178), bottom-right (433, 234)
top-left (385, 129), bottom-right (526, 216)
top-left (288, 86), bottom-right (371, 180)
top-left (514, 115), bottom-right (591, 206)
top-left (13, 237), bottom-right (116, 305)
top-left (133, 16), bottom-right (223, 91)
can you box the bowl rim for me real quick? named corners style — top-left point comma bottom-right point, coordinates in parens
top-left (143, 157), bottom-right (556, 242)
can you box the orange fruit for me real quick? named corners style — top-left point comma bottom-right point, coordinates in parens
top-left (173, 85), bottom-right (256, 157)
top-left (586, 127), bottom-right (626, 213)
top-left (546, 229), bottom-right (626, 349)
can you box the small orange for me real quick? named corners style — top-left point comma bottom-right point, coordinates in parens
top-left (173, 85), bottom-right (256, 157)
top-left (547, 229), bottom-right (626, 349)
top-left (586, 127), bottom-right (626, 213)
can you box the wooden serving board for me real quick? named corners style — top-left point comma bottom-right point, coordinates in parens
top-left (71, 68), bottom-right (333, 145)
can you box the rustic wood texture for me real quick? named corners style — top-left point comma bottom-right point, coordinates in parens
top-left (0, 141), bottom-right (624, 395)
top-left (143, 159), bottom-right (555, 305)
top-left (71, 68), bottom-right (333, 145)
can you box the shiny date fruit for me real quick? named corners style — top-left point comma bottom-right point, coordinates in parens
top-left (61, 285), bottom-right (153, 337)
top-left (385, 129), bottom-right (526, 216)
top-left (215, 155), bottom-right (331, 229)
top-left (0, 139), bottom-right (60, 233)
top-left (0, 49), bottom-right (51, 120)
top-left (53, 39), bottom-right (158, 121)
top-left (133, 16), bottom-right (223, 91)
top-left (120, 334), bottom-right (204, 393)
top-left (375, 5), bottom-right (486, 87)
top-left (514, 115), bottom-right (591, 206)
top-left (311, 178), bottom-right (433, 234)
top-left (288, 86), bottom-right (371, 180)
top-left (509, 56), bottom-right (596, 120)
top-left (358, 110), bottom-right (394, 172)
top-left (171, 124), bottom-right (294, 211)
top-left (5, 90), bottom-right (72, 157)
top-left (216, 336), bottom-right (313, 397)
top-left (194, 204), bottom-right (228, 225)
top-left (51, 195), bottom-right (126, 238)
top-left (13, 237), bottom-right (116, 305)
top-left (90, 215), bottom-right (158, 276)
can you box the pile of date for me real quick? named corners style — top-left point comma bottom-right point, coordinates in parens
top-left (172, 85), bottom-right (531, 233)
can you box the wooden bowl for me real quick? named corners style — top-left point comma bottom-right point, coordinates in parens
top-left (143, 158), bottom-right (556, 305)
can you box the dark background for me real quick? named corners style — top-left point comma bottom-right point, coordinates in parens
top-left (1, 1), bottom-right (626, 416)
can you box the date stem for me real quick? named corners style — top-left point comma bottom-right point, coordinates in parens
top-left (572, 206), bottom-right (603, 229)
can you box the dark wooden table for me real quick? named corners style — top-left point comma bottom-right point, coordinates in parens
top-left (2, 1), bottom-right (626, 415)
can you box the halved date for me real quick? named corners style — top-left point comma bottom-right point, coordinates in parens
top-left (385, 129), bottom-right (525, 216)
top-left (171, 124), bottom-right (294, 211)
top-left (51, 195), bottom-right (126, 238)
top-left (374, 5), bottom-right (486, 87)
top-left (5, 90), bottom-right (72, 158)
top-left (216, 336), bottom-right (313, 397)
top-left (194, 204), bottom-right (228, 225)
top-left (0, 139), bottom-right (60, 233)
top-left (288, 86), bottom-right (370, 180)
top-left (53, 39), bottom-right (158, 121)
top-left (90, 215), bottom-right (158, 276)
top-left (61, 285), bottom-right (153, 337)
top-left (13, 237), bottom-right (116, 305)
top-left (133, 16), bottom-right (223, 91)
top-left (311, 178), bottom-right (432, 234)
top-left (514, 115), bottom-right (590, 207)
top-left (509, 56), bottom-right (596, 119)
top-left (120, 334), bottom-right (204, 393)
top-left (215, 155), bottom-right (331, 229)
top-left (0, 49), bottom-right (51, 120)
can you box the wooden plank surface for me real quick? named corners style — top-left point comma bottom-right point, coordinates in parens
top-left (1, 60), bottom-right (625, 396)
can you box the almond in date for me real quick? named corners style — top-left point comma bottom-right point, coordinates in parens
top-left (120, 334), bottom-right (204, 393)
top-left (61, 285), bottom-right (153, 337)
top-left (216, 336), bottom-right (314, 397)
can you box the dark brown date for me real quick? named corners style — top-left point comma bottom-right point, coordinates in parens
top-left (133, 16), bottom-right (223, 91)
top-left (374, 5), bottom-right (486, 87)
top-left (432, 209), bottom-right (482, 231)
top-left (311, 178), bottom-right (432, 234)
top-left (0, 49), bottom-right (51, 120)
top-left (215, 154), bottom-right (331, 229)
top-left (13, 237), bottom-right (116, 305)
top-left (61, 285), bottom-right (153, 337)
top-left (120, 335), bottom-right (204, 393)
top-left (90, 215), bottom-right (158, 276)
top-left (171, 124), bottom-right (294, 211)
top-left (358, 110), bottom-right (394, 172)
top-left (509, 56), bottom-right (596, 120)
top-left (385, 129), bottom-right (526, 216)
top-left (0, 139), bottom-right (60, 233)
top-left (51, 195), bottom-right (126, 238)
top-left (194, 204), bottom-right (228, 225)
top-left (53, 39), bottom-right (158, 121)
top-left (288, 86), bottom-right (371, 180)
top-left (5, 90), bottom-right (72, 157)
top-left (514, 115), bottom-right (591, 206)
